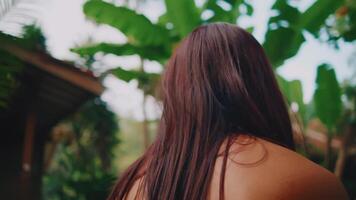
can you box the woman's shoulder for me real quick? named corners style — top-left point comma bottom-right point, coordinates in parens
top-left (210, 135), bottom-right (349, 200)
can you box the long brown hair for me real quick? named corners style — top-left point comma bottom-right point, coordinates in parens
top-left (108, 23), bottom-right (295, 200)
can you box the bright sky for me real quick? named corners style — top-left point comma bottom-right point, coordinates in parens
top-left (36, 0), bottom-right (354, 121)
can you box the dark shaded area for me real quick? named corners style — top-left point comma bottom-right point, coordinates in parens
top-left (0, 57), bottom-right (101, 200)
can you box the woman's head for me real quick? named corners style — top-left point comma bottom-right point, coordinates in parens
top-left (161, 23), bottom-right (294, 148)
top-left (109, 23), bottom-right (294, 200)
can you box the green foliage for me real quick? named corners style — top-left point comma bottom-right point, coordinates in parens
top-left (345, 85), bottom-right (356, 103)
top-left (263, 0), bottom-right (303, 67)
top-left (327, 1), bottom-right (356, 42)
top-left (164, 0), bottom-right (201, 37)
top-left (203, 0), bottom-right (238, 23)
top-left (0, 50), bottom-right (23, 109)
top-left (300, 0), bottom-right (344, 37)
top-left (277, 75), bottom-right (305, 121)
top-left (77, 0), bottom-right (256, 63)
top-left (263, 0), bottom-right (346, 68)
top-left (313, 64), bottom-right (342, 132)
top-left (342, 6), bottom-right (356, 41)
top-left (269, 0), bottom-right (301, 25)
top-left (263, 27), bottom-right (305, 67)
top-left (304, 99), bottom-right (316, 123)
top-left (20, 25), bottom-right (47, 50)
top-left (0, 25), bottom-right (45, 109)
top-left (0, 25), bottom-right (45, 50)
top-left (112, 67), bottom-right (160, 95)
top-left (71, 42), bottom-right (170, 62)
top-left (342, 84), bottom-right (356, 125)
top-left (43, 145), bottom-right (116, 200)
top-left (202, 0), bottom-right (253, 23)
top-left (84, 0), bottom-right (170, 46)
top-left (43, 98), bottom-right (119, 200)
top-left (74, 0), bottom-right (256, 92)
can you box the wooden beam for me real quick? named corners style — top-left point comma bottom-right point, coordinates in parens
top-left (1, 44), bottom-right (104, 95)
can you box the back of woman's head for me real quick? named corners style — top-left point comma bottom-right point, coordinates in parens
top-left (108, 23), bottom-right (294, 200)
top-left (162, 23), bottom-right (293, 148)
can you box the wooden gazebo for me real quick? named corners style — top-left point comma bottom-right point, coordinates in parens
top-left (0, 45), bottom-right (104, 200)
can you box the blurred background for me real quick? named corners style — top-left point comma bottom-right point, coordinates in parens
top-left (0, 0), bottom-right (355, 199)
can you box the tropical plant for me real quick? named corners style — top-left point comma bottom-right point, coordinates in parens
top-left (334, 83), bottom-right (356, 178)
top-left (43, 98), bottom-right (120, 200)
top-left (73, 0), bottom-right (354, 147)
top-left (0, 25), bottom-right (45, 110)
top-left (1, 1), bottom-right (122, 200)
top-left (76, 0), bottom-right (353, 144)
top-left (0, 42), bottom-right (23, 109)
top-left (263, 0), bottom-right (345, 68)
top-left (313, 64), bottom-right (342, 168)
top-left (71, 0), bottom-right (254, 148)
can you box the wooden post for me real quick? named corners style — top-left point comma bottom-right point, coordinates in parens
top-left (22, 112), bottom-right (36, 172)
top-left (19, 111), bottom-right (37, 200)
top-left (325, 131), bottom-right (332, 169)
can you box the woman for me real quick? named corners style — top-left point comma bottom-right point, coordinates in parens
top-left (108, 23), bottom-right (348, 200)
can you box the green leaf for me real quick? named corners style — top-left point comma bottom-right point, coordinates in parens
top-left (276, 74), bottom-right (289, 99)
top-left (289, 80), bottom-right (306, 120)
top-left (300, 0), bottom-right (344, 36)
top-left (203, 0), bottom-right (248, 23)
top-left (263, 27), bottom-right (305, 67)
top-left (0, 25), bottom-right (46, 50)
top-left (304, 98), bottom-right (317, 123)
top-left (112, 67), bottom-right (142, 83)
top-left (164, 0), bottom-right (201, 37)
top-left (157, 13), bottom-right (171, 27)
top-left (243, 1), bottom-right (253, 16)
top-left (205, 1), bottom-right (237, 23)
top-left (313, 64), bottom-right (342, 132)
top-left (71, 43), bottom-right (170, 61)
top-left (342, 7), bottom-right (356, 41)
top-left (245, 26), bottom-right (254, 33)
top-left (264, 0), bottom-right (342, 67)
top-left (276, 75), bottom-right (306, 121)
top-left (269, 0), bottom-right (301, 26)
top-left (265, 0), bottom-right (302, 67)
top-left (83, 0), bottom-right (170, 46)
top-left (112, 67), bottom-right (160, 95)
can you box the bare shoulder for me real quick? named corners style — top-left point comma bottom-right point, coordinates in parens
top-left (210, 135), bottom-right (349, 200)
top-left (255, 137), bottom-right (349, 200)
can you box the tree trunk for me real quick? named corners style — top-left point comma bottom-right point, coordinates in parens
top-left (140, 57), bottom-right (150, 150)
top-left (334, 125), bottom-right (354, 178)
top-left (142, 93), bottom-right (150, 149)
top-left (325, 132), bottom-right (332, 169)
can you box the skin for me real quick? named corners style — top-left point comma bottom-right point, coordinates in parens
top-left (209, 135), bottom-right (349, 200)
top-left (126, 135), bottom-right (349, 200)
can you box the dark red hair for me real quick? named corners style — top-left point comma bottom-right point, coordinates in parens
top-left (108, 23), bottom-right (294, 200)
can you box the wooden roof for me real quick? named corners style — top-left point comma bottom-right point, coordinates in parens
top-left (2, 44), bottom-right (104, 95)
top-left (0, 43), bottom-right (104, 131)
